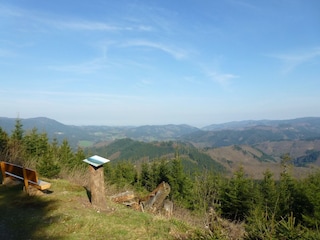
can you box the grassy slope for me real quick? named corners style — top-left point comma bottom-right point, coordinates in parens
top-left (0, 179), bottom-right (198, 240)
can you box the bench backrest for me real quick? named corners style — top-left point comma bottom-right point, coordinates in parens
top-left (0, 162), bottom-right (39, 184)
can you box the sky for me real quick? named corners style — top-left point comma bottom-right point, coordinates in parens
top-left (0, 0), bottom-right (320, 127)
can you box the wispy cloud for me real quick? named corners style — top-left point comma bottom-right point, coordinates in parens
top-left (54, 21), bottom-right (121, 31)
top-left (48, 56), bottom-right (109, 74)
top-left (200, 58), bottom-right (239, 88)
top-left (0, 89), bottom-right (142, 102)
top-left (270, 47), bottom-right (320, 73)
top-left (0, 4), bottom-right (153, 33)
top-left (134, 79), bottom-right (154, 90)
top-left (208, 71), bottom-right (239, 88)
top-left (51, 19), bottom-right (153, 32)
top-left (123, 40), bottom-right (188, 60)
top-left (0, 4), bottom-right (24, 17)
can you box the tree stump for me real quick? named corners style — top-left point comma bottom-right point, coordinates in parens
top-left (89, 165), bottom-right (106, 210)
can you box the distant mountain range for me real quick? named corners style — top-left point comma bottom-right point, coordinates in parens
top-left (185, 117), bottom-right (320, 148)
top-left (1, 116), bottom-right (320, 147)
top-left (1, 116), bottom-right (320, 178)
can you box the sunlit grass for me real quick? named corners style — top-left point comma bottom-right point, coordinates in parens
top-left (0, 178), bottom-right (199, 240)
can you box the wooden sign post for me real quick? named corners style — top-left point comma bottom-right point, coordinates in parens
top-left (83, 155), bottom-right (110, 210)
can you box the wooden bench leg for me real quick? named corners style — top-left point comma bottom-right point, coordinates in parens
top-left (22, 167), bottom-right (29, 193)
top-left (0, 162), bottom-right (6, 184)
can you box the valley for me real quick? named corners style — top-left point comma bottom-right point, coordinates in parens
top-left (1, 116), bottom-right (320, 178)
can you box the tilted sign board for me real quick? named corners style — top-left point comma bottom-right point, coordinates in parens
top-left (83, 155), bottom-right (110, 167)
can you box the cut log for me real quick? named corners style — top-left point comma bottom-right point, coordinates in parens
top-left (110, 182), bottom-right (171, 215)
top-left (141, 181), bottom-right (171, 213)
top-left (110, 191), bottom-right (135, 203)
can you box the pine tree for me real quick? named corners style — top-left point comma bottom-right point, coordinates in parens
top-left (169, 154), bottom-right (192, 207)
top-left (220, 167), bottom-right (254, 221)
top-left (158, 159), bottom-right (170, 183)
top-left (277, 154), bottom-right (296, 219)
top-left (11, 118), bottom-right (24, 141)
top-left (23, 128), bottom-right (49, 161)
top-left (74, 147), bottom-right (86, 169)
top-left (140, 162), bottom-right (153, 191)
top-left (113, 161), bottom-right (138, 186)
top-left (37, 150), bottom-right (61, 178)
top-left (58, 139), bottom-right (75, 169)
top-left (37, 136), bottom-right (61, 178)
top-left (0, 127), bottom-right (9, 159)
top-left (193, 170), bottom-right (222, 212)
top-left (260, 169), bottom-right (278, 214)
top-left (302, 171), bottom-right (320, 227)
top-left (9, 118), bottom-right (25, 163)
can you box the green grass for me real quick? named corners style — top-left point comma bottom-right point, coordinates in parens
top-left (0, 179), bottom-right (199, 240)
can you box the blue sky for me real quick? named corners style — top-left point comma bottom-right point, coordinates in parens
top-left (1, 0), bottom-right (319, 127)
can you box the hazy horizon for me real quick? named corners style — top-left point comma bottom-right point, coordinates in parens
top-left (1, 1), bottom-right (319, 127)
top-left (1, 115), bottom-right (319, 129)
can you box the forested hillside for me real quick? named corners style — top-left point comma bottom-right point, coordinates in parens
top-left (2, 116), bottom-right (320, 175)
top-left (2, 119), bottom-right (320, 238)
top-left (2, 117), bottom-right (320, 149)
top-left (89, 138), bottom-right (225, 173)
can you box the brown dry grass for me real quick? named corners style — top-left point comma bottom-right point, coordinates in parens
top-left (206, 145), bottom-right (319, 179)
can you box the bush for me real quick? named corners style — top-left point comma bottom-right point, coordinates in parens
top-left (37, 157), bottom-right (60, 178)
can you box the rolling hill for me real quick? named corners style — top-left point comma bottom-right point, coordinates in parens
top-left (1, 116), bottom-right (320, 177)
top-left (89, 138), bottom-right (226, 173)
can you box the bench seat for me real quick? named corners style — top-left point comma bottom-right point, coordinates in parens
top-left (1, 161), bottom-right (51, 191)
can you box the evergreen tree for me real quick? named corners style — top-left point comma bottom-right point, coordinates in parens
top-left (150, 161), bottom-right (160, 189)
top-left (50, 137), bottom-right (60, 162)
top-left (140, 162), bottom-right (153, 191)
top-left (74, 147), bottom-right (87, 169)
top-left (58, 139), bottom-right (75, 169)
top-left (23, 128), bottom-right (49, 161)
top-left (37, 136), bottom-right (61, 178)
top-left (246, 170), bottom-right (278, 239)
top-left (277, 154), bottom-right (296, 219)
top-left (168, 154), bottom-right (192, 207)
top-left (9, 118), bottom-right (25, 163)
top-left (302, 170), bottom-right (320, 227)
top-left (276, 154), bottom-right (311, 224)
top-left (11, 118), bottom-right (24, 141)
top-left (113, 161), bottom-right (138, 186)
top-left (104, 162), bottom-right (114, 182)
top-left (193, 170), bottom-right (222, 212)
top-left (158, 159), bottom-right (171, 183)
top-left (37, 150), bottom-right (61, 178)
top-left (0, 127), bottom-right (9, 159)
top-left (220, 167), bottom-right (254, 221)
top-left (260, 169), bottom-right (278, 214)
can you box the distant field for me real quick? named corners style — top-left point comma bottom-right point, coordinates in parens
top-left (78, 140), bottom-right (94, 147)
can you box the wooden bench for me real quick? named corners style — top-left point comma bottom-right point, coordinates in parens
top-left (0, 161), bottom-right (51, 191)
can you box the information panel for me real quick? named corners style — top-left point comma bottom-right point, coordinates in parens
top-left (83, 155), bottom-right (110, 167)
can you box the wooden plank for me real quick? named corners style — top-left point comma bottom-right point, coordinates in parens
top-left (22, 167), bottom-right (29, 190)
top-left (1, 161), bottom-right (7, 183)
top-left (4, 171), bottom-right (24, 180)
top-left (0, 162), bottom-right (51, 190)
top-left (24, 168), bottom-right (38, 184)
top-left (36, 180), bottom-right (51, 190)
top-left (5, 163), bottom-right (24, 179)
